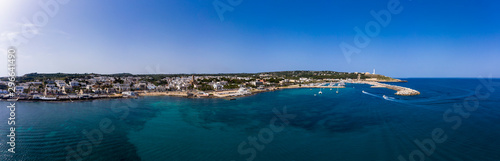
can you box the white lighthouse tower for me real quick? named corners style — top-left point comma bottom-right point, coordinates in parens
top-left (373, 69), bottom-right (376, 75)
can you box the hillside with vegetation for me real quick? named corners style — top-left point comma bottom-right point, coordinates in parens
top-left (2, 71), bottom-right (400, 83)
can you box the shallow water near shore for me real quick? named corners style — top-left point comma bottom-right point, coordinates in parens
top-left (1, 78), bottom-right (499, 161)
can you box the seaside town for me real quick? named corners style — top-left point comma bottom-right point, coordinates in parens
top-left (0, 70), bottom-right (419, 101)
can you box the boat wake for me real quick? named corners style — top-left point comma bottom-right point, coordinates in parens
top-left (361, 90), bottom-right (377, 97)
top-left (362, 90), bottom-right (397, 102)
top-left (383, 95), bottom-right (396, 101)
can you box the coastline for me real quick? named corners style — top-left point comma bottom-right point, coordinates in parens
top-left (1, 81), bottom-right (419, 102)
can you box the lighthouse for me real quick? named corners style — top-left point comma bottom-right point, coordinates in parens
top-left (373, 69), bottom-right (376, 75)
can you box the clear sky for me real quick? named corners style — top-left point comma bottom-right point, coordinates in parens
top-left (0, 0), bottom-right (498, 78)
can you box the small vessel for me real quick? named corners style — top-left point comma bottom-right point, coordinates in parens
top-left (41, 96), bottom-right (57, 101)
top-left (330, 88), bottom-right (332, 90)
top-left (383, 95), bottom-right (395, 100)
top-left (318, 89), bottom-right (323, 94)
top-left (336, 88), bottom-right (339, 94)
top-left (314, 94), bottom-right (317, 96)
top-left (7, 98), bottom-right (18, 102)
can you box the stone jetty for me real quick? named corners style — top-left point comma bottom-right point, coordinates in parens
top-left (363, 81), bottom-right (420, 96)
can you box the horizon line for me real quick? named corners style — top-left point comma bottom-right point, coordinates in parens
top-left (2, 71), bottom-right (499, 79)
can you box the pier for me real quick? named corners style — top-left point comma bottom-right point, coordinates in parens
top-left (363, 81), bottom-right (420, 96)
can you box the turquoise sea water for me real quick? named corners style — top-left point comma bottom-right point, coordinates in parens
top-left (1, 78), bottom-right (499, 161)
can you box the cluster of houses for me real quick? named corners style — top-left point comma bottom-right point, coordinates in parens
top-left (0, 71), bottom-right (375, 100)
top-left (0, 76), bottom-right (154, 100)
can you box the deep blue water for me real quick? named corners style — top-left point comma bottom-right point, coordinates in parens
top-left (1, 78), bottom-right (499, 161)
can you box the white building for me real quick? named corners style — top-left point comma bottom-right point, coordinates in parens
top-left (213, 83), bottom-right (223, 90)
top-left (299, 77), bottom-right (311, 82)
top-left (70, 81), bottom-right (80, 87)
top-left (147, 84), bottom-right (157, 90)
top-left (251, 81), bottom-right (263, 86)
top-left (15, 86), bottom-right (24, 93)
top-left (237, 87), bottom-right (250, 94)
top-left (113, 84), bottom-right (131, 92)
top-left (55, 80), bottom-right (67, 88)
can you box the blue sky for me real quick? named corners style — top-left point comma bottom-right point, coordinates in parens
top-left (0, 0), bottom-right (498, 78)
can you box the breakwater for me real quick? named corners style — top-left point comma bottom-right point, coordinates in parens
top-left (363, 81), bottom-right (420, 96)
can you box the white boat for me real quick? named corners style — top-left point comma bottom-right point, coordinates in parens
top-left (383, 95), bottom-right (388, 99)
top-left (40, 96), bottom-right (57, 100)
top-left (80, 94), bottom-right (91, 99)
top-left (318, 89), bottom-right (322, 94)
top-left (7, 98), bottom-right (18, 101)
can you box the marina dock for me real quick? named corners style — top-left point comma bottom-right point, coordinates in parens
top-left (299, 83), bottom-right (346, 88)
top-left (301, 86), bottom-right (345, 88)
